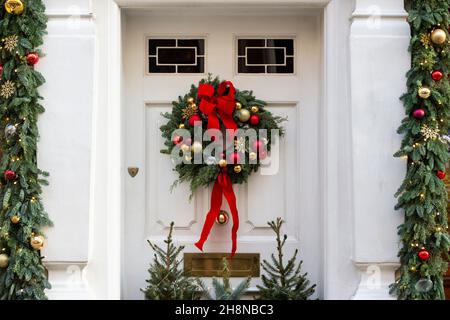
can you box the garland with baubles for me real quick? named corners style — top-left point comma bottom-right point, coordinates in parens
top-left (0, 0), bottom-right (52, 300)
top-left (391, 0), bottom-right (450, 300)
top-left (160, 76), bottom-right (285, 256)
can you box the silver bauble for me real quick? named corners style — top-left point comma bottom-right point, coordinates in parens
top-left (5, 124), bottom-right (16, 139)
top-left (414, 278), bottom-right (433, 293)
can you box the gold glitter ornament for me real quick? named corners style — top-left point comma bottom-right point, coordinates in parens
top-left (182, 103), bottom-right (198, 119)
top-left (0, 80), bottom-right (16, 99)
top-left (3, 35), bottom-right (18, 52)
top-left (420, 33), bottom-right (431, 48)
top-left (420, 124), bottom-right (440, 141)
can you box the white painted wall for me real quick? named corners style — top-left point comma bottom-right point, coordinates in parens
top-left (39, 0), bottom-right (95, 299)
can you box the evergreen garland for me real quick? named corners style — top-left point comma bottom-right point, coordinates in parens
top-left (257, 218), bottom-right (315, 300)
top-left (0, 0), bottom-right (52, 300)
top-left (142, 222), bottom-right (202, 300)
top-left (391, 0), bottom-right (450, 300)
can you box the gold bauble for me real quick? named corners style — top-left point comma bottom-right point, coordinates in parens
top-left (235, 102), bottom-right (242, 110)
top-left (431, 29), bottom-right (447, 45)
top-left (5, 0), bottom-right (24, 15)
top-left (10, 215), bottom-right (20, 224)
top-left (180, 144), bottom-right (191, 153)
top-left (238, 109), bottom-right (251, 122)
top-left (187, 97), bottom-right (195, 104)
top-left (30, 235), bottom-right (44, 250)
top-left (410, 266), bottom-right (417, 272)
top-left (418, 87), bottom-right (431, 99)
top-left (234, 165), bottom-right (242, 173)
top-left (249, 152), bottom-right (257, 161)
top-left (179, 124), bottom-right (185, 129)
top-left (191, 141), bottom-right (203, 154)
top-left (218, 159), bottom-right (228, 168)
top-left (0, 253), bottom-right (9, 268)
top-left (216, 210), bottom-right (229, 225)
top-left (251, 106), bottom-right (259, 113)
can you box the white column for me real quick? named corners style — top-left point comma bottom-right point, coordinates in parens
top-left (350, 0), bottom-right (409, 299)
top-left (85, 0), bottom-right (123, 300)
top-left (41, 0), bottom-right (94, 300)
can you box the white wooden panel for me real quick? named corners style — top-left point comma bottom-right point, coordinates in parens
top-left (146, 104), bottom-right (197, 231)
top-left (39, 17), bottom-right (94, 261)
top-left (44, 0), bottom-right (91, 14)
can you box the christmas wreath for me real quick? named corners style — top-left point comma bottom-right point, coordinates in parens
top-left (160, 76), bottom-right (285, 255)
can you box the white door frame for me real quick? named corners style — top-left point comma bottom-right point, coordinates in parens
top-left (90, 0), bottom-right (359, 300)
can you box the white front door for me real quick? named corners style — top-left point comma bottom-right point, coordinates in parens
top-left (123, 8), bottom-right (323, 299)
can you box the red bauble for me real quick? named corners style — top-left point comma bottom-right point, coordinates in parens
top-left (437, 170), bottom-right (446, 180)
top-left (250, 115), bottom-right (260, 125)
top-left (26, 53), bottom-right (39, 66)
top-left (252, 140), bottom-right (264, 152)
top-left (259, 150), bottom-right (268, 160)
top-left (173, 135), bottom-right (183, 145)
top-left (188, 114), bottom-right (202, 127)
top-left (432, 70), bottom-right (444, 81)
top-left (0, 64), bottom-right (3, 77)
top-left (230, 152), bottom-right (241, 164)
top-left (4, 170), bottom-right (16, 181)
top-left (412, 109), bottom-right (426, 119)
top-left (418, 249), bottom-right (430, 261)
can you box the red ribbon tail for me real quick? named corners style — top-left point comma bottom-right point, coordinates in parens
top-left (195, 178), bottom-right (223, 252)
top-left (221, 174), bottom-right (239, 257)
top-left (195, 172), bottom-right (240, 256)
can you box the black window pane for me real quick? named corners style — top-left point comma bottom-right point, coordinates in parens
top-left (267, 39), bottom-right (294, 55)
top-left (178, 39), bottom-right (205, 55)
top-left (238, 39), bottom-right (265, 55)
top-left (149, 39), bottom-right (176, 55)
top-left (238, 57), bottom-right (265, 73)
top-left (178, 57), bottom-right (205, 73)
top-left (157, 48), bottom-right (196, 65)
top-left (149, 57), bottom-right (176, 73)
top-left (247, 48), bottom-right (285, 65)
top-left (267, 57), bottom-right (294, 74)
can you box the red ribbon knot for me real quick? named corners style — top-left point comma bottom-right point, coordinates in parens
top-left (197, 81), bottom-right (238, 131)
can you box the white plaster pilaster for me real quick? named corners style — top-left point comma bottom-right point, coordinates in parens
top-left (350, 0), bottom-right (409, 299)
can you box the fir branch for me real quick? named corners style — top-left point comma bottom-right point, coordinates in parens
top-left (257, 218), bottom-right (315, 300)
top-left (142, 222), bottom-right (202, 300)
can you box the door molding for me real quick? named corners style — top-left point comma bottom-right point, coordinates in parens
top-left (91, 0), bottom-right (353, 300)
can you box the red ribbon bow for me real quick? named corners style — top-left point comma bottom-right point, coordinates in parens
top-left (197, 81), bottom-right (238, 131)
top-left (195, 170), bottom-right (240, 257)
